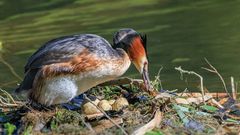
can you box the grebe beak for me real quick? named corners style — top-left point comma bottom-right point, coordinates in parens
top-left (132, 58), bottom-right (152, 91)
top-left (142, 62), bottom-right (151, 91)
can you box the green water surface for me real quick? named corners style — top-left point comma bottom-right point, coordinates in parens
top-left (0, 0), bottom-right (240, 92)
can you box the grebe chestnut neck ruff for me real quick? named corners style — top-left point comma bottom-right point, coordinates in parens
top-left (15, 28), bottom-right (151, 106)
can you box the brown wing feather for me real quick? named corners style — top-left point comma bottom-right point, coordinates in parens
top-left (16, 34), bottom-right (115, 93)
top-left (40, 49), bottom-right (101, 78)
top-left (16, 49), bottom-right (101, 94)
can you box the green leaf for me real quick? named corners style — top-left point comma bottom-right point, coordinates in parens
top-left (226, 118), bottom-right (240, 124)
top-left (105, 86), bottom-right (111, 92)
top-left (173, 104), bottom-right (189, 124)
top-left (145, 130), bottom-right (164, 135)
top-left (23, 125), bottom-right (33, 135)
top-left (174, 104), bottom-right (211, 116)
top-left (174, 104), bottom-right (190, 112)
top-left (4, 122), bottom-right (16, 135)
top-left (200, 105), bottom-right (218, 112)
top-left (50, 120), bottom-right (57, 130)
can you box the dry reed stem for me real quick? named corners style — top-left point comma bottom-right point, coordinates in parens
top-left (0, 99), bottom-right (18, 107)
top-left (0, 88), bottom-right (25, 109)
top-left (0, 88), bottom-right (21, 107)
top-left (153, 66), bottom-right (163, 90)
top-left (0, 88), bottom-right (16, 103)
top-left (202, 58), bottom-right (231, 98)
top-left (211, 99), bottom-right (224, 109)
top-left (231, 77), bottom-right (237, 100)
top-left (175, 66), bottom-right (205, 104)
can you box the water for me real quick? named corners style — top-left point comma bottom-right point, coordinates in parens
top-left (0, 0), bottom-right (240, 92)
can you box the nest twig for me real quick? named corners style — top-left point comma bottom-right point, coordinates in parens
top-left (202, 58), bottom-right (232, 98)
top-left (175, 66), bottom-right (205, 104)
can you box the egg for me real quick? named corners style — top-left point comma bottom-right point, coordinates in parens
top-left (83, 99), bottom-right (101, 115)
top-left (92, 98), bottom-right (100, 105)
top-left (108, 99), bottom-right (116, 105)
top-left (112, 97), bottom-right (129, 111)
top-left (98, 100), bottom-right (112, 111)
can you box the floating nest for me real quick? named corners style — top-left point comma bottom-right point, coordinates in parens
top-left (0, 77), bottom-right (240, 135)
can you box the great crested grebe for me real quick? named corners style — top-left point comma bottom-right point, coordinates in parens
top-left (15, 28), bottom-right (151, 106)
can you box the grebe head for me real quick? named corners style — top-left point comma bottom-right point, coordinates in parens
top-left (113, 28), bottom-right (151, 91)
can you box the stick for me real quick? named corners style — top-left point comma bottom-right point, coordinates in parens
top-left (153, 66), bottom-right (163, 90)
top-left (0, 98), bottom-right (18, 107)
top-left (0, 88), bottom-right (16, 104)
top-left (175, 66), bottom-right (205, 104)
top-left (211, 99), bottom-right (224, 109)
top-left (158, 66), bottom-right (164, 90)
top-left (0, 88), bottom-right (22, 107)
top-left (231, 77), bottom-right (236, 100)
top-left (131, 110), bottom-right (162, 135)
top-left (186, 95), bottom-right (212, 104)
top-left (84, 95), bottom-right (128, 135)
top-left (202, 58), bottom-right (231, 98)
